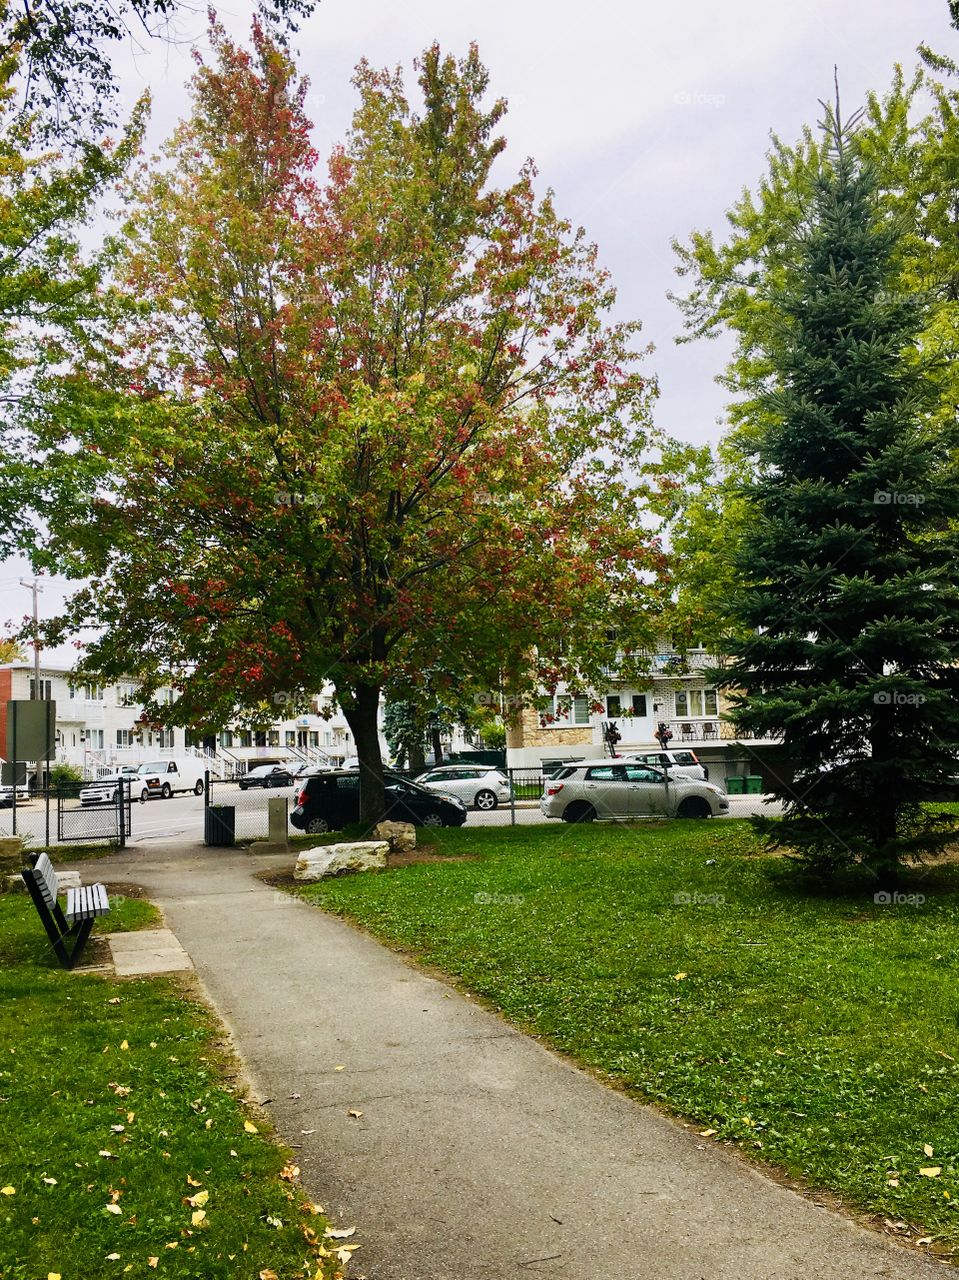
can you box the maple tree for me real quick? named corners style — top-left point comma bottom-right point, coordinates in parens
top-left (40, 23), bottom-right (662, 821)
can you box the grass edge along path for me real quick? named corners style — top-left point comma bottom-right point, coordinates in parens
top-left (0, 890), bottom-right (355, 1280)
top-left (290, 820), bottom-right (959, 1263)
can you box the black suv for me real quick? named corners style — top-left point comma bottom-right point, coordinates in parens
top-left (290, 770), bottom-right (468, 834)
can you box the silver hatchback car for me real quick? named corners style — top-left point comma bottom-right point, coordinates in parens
top-left (540, 759), bottom-right (728, 822)
top-left (415, 765), bottom-right (512, 811)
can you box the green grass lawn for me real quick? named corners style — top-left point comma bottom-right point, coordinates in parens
top-left (294, 820), bottom-right (959, 1254)
top-left (0, 892), bottom-right (348, 1280)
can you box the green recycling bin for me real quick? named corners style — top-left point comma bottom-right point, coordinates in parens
top-left (745, 775), bottom-right (764, 794)
top-left (726, 776), bottom-right (745, 795)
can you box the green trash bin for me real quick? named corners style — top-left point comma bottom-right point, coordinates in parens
top-left (726, 776), bottom-right (745, 795)
top-left (745, 775), bottom-right (764, 794)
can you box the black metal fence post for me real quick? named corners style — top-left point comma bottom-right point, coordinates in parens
top-left (44, 785), bottom-right (50, 848)
top-left (118, 779), bottom-right (126, 850)
top-left (204, 769), bottom-right (210, 807)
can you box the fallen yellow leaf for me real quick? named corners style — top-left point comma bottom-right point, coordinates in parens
top-left (188, 1190), bottom-right (209, 1208)
top-left (105, 1256), bottom-right (121, 1262)
top-left (148, 1258), bottom-right (158, 1269)
top-left (119, 1041), bottom-right (129, 1051)
top-left (279, 1164), bottom-right (299, 1182)
top-left (186, 1176), bottom-right (201, 1188)
top-left (699, 1128), bottom-right (717, 1138)
top-left (334, 1065), bottom-right (345, 1072)
top-left (923, 1143), bottom-right (934, 1157)
top-left (48, 1273), bottom-right (62, 1280)
top-left (347, 1109), bottom-right (363, 1119)
top-left (105, 1203), bottom-right (123, 1215)
top-left (673, 972), bottom-right (687, 981)
top-left (259, 1271), bottom-right (279, 1280)
top-left (325, 1226), bottom-right (356, 1240)
top-left (42, 1177), bottom-right (57, 1186)
top-left (1, 1186), bottom-right (14, 1196)
top-left (919, 1167), bottom-right (942, 1178)
top-left (191, 1208), bottom-right (207, 1227)
top-left (243, 1120), bottom-right (258, 1134)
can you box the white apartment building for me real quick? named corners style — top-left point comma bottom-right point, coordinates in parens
top-left (0, 663), bottom-right (391, 778)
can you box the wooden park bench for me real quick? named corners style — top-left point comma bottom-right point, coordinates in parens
top-left (21, 852), bottom-right (110, 969)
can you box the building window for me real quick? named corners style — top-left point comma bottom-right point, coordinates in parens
top-left (117, 682), bottom-right (139, 705)
top-left (631, 694), bottom-right (648, 716)
top-left (29, 679), bottom-right (53, 700)
top-left (156, 728), bottom-right (174, 749)
top-left (606, 695), bottom-right (621, 718)
top-left (541, 695), bottom-right (592, 727)
top-left (87, 729), bottom-right (104, 749)
top-left (285, 731), bottom-right (295, 747)
top-left (83, 683), bottom-right (104, 701)
top-left (117, 730), bottom-right (133, 747)
top-left (674, 689), bottom-right (718, 718)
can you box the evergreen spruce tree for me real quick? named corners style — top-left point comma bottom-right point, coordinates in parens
top-left (721, 101), bottom-right (959, 885)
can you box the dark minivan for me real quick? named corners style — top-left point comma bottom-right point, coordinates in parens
top-left (290, 769), bottom-right (468, 834)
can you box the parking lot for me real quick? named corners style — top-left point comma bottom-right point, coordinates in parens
top-left (0, 778), bottom-right (782, 847)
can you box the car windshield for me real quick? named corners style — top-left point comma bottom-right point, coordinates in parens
top-left (137, 762), bottom-right (166, 774)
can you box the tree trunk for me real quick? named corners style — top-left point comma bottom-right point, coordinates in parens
top-left (408, 740), bottom-right (426, 774)
top-left (430, 725), bottom-right (444, 765)
top-left (343, 683), bottom-right (385, 826)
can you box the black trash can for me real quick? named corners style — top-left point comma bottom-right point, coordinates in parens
top-left (205, 805), bottom-right (236, 847)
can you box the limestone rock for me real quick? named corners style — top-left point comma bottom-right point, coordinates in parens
top-left (294, 841), bottom-right (389, 882)
top-left (372, 820), bottom-right (416, 853)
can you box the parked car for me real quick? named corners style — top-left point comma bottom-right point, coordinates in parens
top-left (539, 759), bottom-right (728, 822)
top-left (0, 784), bottom-right (29, 808)
top-left (239, 764), bottom-right (294, 790)
top-left (288, 761), bottom-right (330, 781)
top-left (135, 758), bottom-right (207, 801)
top-left (290, 769), bottom-right (468, 834)
top-left (622, 748), bottom-right (709, 781)
top-left (414, 765), bottom-right (512, 811)
top-left (79, 766), bottom-right (141, 806)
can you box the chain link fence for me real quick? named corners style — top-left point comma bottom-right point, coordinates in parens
top-left (0, 781), bottom-right (131, 847)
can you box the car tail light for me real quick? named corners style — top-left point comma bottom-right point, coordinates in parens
top-left (296, 788), bottom-right (307, 806)
top-left (546, 783), bottom-right (564, 796)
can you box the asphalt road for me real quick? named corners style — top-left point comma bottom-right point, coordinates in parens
top-left (0, 786), bottom-right (783, 846)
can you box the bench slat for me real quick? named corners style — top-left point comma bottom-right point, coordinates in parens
top-left (65, 883), bottom-right (110, 925)
top-left (33, 852), bottom-right (59, 909)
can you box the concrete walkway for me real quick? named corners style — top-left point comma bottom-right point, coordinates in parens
top-left (86, 842), bottom-right (939, 1280)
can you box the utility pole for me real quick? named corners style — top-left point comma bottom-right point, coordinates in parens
top-left (19, 577), bottom-right (43, 697)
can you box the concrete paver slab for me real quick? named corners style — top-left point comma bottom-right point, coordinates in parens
top-left (105, 927), bottom-right (194, 976)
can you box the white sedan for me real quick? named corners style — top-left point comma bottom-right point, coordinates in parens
top-left (414, 765), bottom-right (512, 811)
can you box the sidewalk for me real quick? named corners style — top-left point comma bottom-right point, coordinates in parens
top-left (87, 842), bottom-right (938, 1280)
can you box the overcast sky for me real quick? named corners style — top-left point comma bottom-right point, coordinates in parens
top-left (1, 0), bottom-right (952, 658)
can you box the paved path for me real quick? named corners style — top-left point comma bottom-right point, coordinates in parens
top-left (87, 842), bottom-right (937, 1280)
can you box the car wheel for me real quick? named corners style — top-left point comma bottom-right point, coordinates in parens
top-left (194, 779), bottom-right (205, 796)
top-left (563, 802), bottom-right (596, 823)
top-left (306, 816), bottom-right (330, 834)
top-left (140, 788), bottom-right (151, 802)
top-left (160, 782), bottom-right (172, 799)
top-left (422, 811), bottom-right (446, 828)
top-left (677, 796), bottom-right (712, 819)
top-left (474, 789), bottom-right (498, 811)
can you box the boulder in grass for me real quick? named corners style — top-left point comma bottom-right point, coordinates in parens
top-left (294, 841), bottom-right (389, 881)
top-left (372, 820), bottom-right (416, 853)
